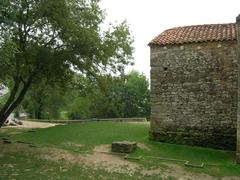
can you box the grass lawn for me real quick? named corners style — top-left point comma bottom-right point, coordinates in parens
top-left (0, 121), bottom-right (240, 179)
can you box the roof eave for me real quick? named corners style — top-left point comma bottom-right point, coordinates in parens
top-left (148, 39), bottom-right (237, 47)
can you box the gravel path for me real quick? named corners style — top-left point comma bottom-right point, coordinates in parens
top-left (6, 120), bottom-right (58, 129)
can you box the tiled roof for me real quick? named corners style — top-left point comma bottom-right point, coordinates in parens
top-left (149, 23), bottom-right (236, 46)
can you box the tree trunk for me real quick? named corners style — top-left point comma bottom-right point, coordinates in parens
top-left (0, 79), bottom-right (20, 127)
top-left (0, 91), bottom-right (26, 127)
top-left (35, 103), bottom-right (43, 119)
top-left (0, 75), bottom-right (34, 127)
top-left (0, 113), bottom-right (8, 127)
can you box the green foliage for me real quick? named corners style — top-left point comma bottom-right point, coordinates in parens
top-left (22, 82), bottom-right (67, 119)
top-left (66, 71), bottom-right (150, 119)
top-left (122, 71), bottom-right (150, 117)
top-left (67, 96), bottom-right (92, 119)
top-left (0, 0), bottom-right (134, 123)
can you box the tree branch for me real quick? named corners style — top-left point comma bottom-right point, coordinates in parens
top-left (5, 72), bottom-right (35, 117)
top-left (44, 30), bottom-right (58, 48)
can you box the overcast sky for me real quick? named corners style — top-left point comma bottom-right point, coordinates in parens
top-left (100, 0), bottom-right (240, 79)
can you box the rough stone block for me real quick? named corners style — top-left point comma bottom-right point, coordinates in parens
top-left (111, 141), bottom-right (137, 153)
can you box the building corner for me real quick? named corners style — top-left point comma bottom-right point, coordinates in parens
top-left (236, 14), bottom-right (240, 164)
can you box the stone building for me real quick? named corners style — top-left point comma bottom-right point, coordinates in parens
top-left (149, 15), bottom-right (240, 163)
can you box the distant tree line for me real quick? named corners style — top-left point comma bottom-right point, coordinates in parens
top-left (22, 71), bottom-right (150, 120)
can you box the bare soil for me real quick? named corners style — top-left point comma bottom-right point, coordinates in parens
top-left (127, 121), bottom-right (150, 125)
top-left (39, 145), bottom-right (222, 179)
top-left (62, 142), bottom-right (84, 148)
top-left (137, 143), bottom-right (151, 151)
top-left (4, 120), bottom-right (58, 129)
top-left (1, 142), bottom-right (239, 179)
top-left (41, 145), bottom-right (139, 175)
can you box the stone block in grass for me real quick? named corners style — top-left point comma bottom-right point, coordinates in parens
top-left (111, 141), bottom-right (137, 153)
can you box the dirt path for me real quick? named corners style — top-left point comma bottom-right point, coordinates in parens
top-left (40, 144), bottom-right (218, 179)
top-left (127, 121), bottom-right (150, 125)
top-left (5, 120), bottom-right (58, 129)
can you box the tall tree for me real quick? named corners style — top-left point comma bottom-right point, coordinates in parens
top-left (93, 71), bottom-right (150, 118)
top-left (66, 71), bottom-right (150, 119)
top-left (0, 0), bottom-right (133, 126)
top-left (22, 82), bottom-right (66, 119)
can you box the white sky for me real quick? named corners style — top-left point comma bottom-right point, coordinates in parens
top-left (100, 0), bottom-right (240, 79)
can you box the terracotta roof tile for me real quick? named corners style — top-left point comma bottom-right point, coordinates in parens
top-left (149, 23), bottom-right (236, 46)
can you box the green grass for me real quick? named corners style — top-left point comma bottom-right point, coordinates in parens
top-left (1, 151), bottom-right (163, 180)
top-left (59, 111), bottom-right (69, 120)
top-left (1, 122), bottom-right (240, 179)
top-left (13, 122), bottom-right (148, 151)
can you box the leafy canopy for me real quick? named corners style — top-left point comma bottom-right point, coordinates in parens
top-left (66, 71), bottom-right (150, 119)
top-left (0, 0), bottom-right (133, 84)
top-left (0, 0), bottom-right (133, 124)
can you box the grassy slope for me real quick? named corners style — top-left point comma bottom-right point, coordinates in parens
top-left (1, 122), bottom-right (240, 179)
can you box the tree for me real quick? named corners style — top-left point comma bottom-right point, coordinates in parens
top-left (123, 71), bottom-right (150, 117)
top-left (93, 71), bottom-right (150, 118)
top-left (0, 0), bottom-right (133, 126)
top-left (22, 82), bottom-right (66, 119)
top-left (66, 71), bottom-right (150, 119)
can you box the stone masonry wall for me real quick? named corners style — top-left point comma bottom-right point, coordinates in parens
top-left (236, 15), bottom-right (240, 163)
top-left (150, 41), bottom-right (238, 150)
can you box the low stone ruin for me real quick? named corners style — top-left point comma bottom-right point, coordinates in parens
top-left (3, 114), bottom-right (23, 127)
top-left (111, 141), bottom-right (137, 153)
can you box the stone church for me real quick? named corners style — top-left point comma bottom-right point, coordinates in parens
top-left (149, 15), bottom-right (240, 163)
